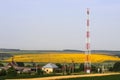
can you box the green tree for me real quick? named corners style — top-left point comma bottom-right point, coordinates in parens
top-left (16, 62), bottom-right (24, 67)
top-left (79, 63), bottom-right (84, 72)
top-left (91, 65), bottom-right (97, 72)
top-left (37, 68), bottom-right (43, 75)
top-left (0, 63), bottom-right (4, 67)
top-left (113, 62), bottom-right (120, 72)
top-left (109, 67), bottom-right (113, 71)
top-left (7, 66), bottom-right (17, 76)
top-left (56, 63), bottom-right (62, 68)
top-left (25, 64), bottom-right (31, 67)
top-left (0, 69), bottom-right (6, 76)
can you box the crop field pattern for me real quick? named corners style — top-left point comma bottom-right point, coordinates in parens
top-left (4, 52), bottom-right (120, 63)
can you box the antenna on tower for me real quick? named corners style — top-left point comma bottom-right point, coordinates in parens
top-left (84, 8), bottom-right (91, 73)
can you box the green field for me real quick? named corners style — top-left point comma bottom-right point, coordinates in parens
top-left (60, 74), bottom-right (120, 80)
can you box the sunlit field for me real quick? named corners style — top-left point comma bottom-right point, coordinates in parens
top-left (4, 52), bottom-right (120, 63)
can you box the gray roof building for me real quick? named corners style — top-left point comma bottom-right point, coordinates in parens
top-left (42, 63), bottom-right (58, 68)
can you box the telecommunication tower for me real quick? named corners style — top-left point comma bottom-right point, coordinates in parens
top-left (84, 8), bottom-right (91, 73)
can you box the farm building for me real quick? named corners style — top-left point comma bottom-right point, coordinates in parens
top-left (42, 63), bottom-right (58, 73)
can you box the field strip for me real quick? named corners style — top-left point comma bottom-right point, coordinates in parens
top-left (6, 72), bottom-right (120, 80)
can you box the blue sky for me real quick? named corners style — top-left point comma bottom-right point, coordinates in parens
top-left (0, 0), bottom-right (120, 50)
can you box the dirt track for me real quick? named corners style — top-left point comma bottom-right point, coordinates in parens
top-left (15, 73), bottom-right (120, 80)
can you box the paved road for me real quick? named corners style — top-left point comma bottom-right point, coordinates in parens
top-left (7, 73), bottom-right (120, 80)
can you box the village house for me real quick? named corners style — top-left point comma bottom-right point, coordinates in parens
top-left (42, 63), bottom-right (58, 73)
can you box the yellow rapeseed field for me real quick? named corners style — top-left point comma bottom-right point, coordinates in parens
top-left (5, 52), bottom-right (120, 63)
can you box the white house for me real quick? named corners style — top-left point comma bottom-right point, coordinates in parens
top-left (42, 63), bottom-right (58, 73)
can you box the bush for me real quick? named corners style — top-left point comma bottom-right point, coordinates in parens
top-left (25, 64), bottom-right (31, 67)
top-left (0, 69), bottom-right (6, 76)
top-left (56, 63), bottom-right (62, 68)
top-left (16, 62), bottom-right (24, 67)
top-left (37, 68), bottom-right (44, 75)
top-left (0, 63), bottom-right (4, 67)
top-left (79, 63), bottom-right (84, 72)
top-left (7, 66), bottom-right (17, 76)
top-left (109, 67), bottom-right (113, 71)
top-left (91, 65), bottom-right (97, 72)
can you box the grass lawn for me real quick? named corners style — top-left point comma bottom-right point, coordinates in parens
top-left (0, 73), bottom-right (62, 80)
top-left (60, 74), bottom-right (120, 80)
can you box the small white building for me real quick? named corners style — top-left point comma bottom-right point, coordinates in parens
top-left (42, 63), bottom-right (58, 73)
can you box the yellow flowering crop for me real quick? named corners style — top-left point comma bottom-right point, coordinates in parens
top-left (4, 52), bottom-right (120, 63)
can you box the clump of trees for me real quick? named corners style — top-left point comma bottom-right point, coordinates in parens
top-left (0, 63), bottom-right (4, 67)
top-left (75, 63), bottom-right (98, 73)
top-left (78, 63), bottom-right (84, 72)
top-left (16, 62), bottom-right (24, 67)
top-left (37, 68), bottom-right (44, 75)
top-left (0, 69), bottom-right (6, 76)
top-left (0, 66), bottom-right (17, 77)
top-left (111, 62), bottom-right (120, 72)
top-left (7, 66), bottom-right (17, 76)
top-left (107, 61), bottom-right (120, 72)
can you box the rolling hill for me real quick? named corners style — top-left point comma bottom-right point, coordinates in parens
top-left (4, 52), bottom-right (120, 63)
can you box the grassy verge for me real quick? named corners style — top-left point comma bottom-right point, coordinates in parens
top-left (60, 74), bottom-right (120, 80)
top-left (0, 73), bottom-right (62, 80)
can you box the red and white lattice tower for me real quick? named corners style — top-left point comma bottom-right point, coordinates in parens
top-left (84, 8), bottom-right (91, 73)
